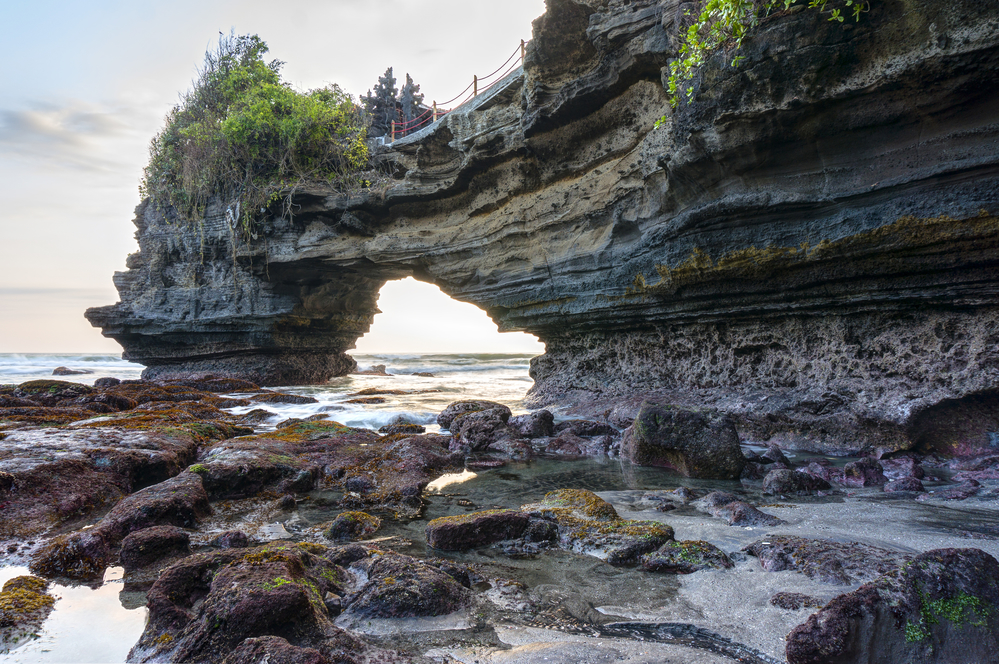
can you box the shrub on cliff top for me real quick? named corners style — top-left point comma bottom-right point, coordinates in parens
top-left (141, 32), bottom-right (368, 234)
top-left (662, 0), bottom-right (869, 115)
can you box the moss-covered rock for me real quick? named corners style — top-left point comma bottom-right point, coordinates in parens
top-left (522, 489), bottom-right (674, 564)
top-left (642, 540), bottom-right (733, 574)
top-left (426, 510), bottom-right (531, 551)
top-left (0, 575), bottom-right (55, 631)
top-left (786, 548), bottom-right (999, 664)
top-left (132, 542), bottom-right (361, 663)
top-left (323, 511), bottom-right (381, 542)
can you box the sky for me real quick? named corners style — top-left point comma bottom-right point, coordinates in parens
top-left (0, 0), bottom-right (546, 355)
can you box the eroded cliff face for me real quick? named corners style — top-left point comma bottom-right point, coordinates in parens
top-left (88, 0), bottom-right (999, 454)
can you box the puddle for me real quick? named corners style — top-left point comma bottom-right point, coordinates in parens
top-left (0, 566), bottom-right (147, 663)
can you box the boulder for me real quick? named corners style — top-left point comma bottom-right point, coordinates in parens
top-left (509, 410), bottom-right (555, 438)
top-left (553, 419), bottom-right (615, 437)
top-left (52, 366), bottom-right (92, 376)
top-left (96, 472), bottom-right (210, 542)
top-left (341, 550), bottom-right (472, 619)
top-left (786, 549), bottom-right (999, 664)
top-left (450, 408), bottom-right (520, 451)
top-left (119, 526), bottom-right (192, 573)
top-left (762, 469), bottom-right (831, 495)
top-left (426, 510), bottom-right (531, 551)
top-left (622, 402), bottom-right (745, 479)
top-left (641, 540), bottom-right (733, 574)
top-left (745, 536), bottom-right (911, 585)
top-left (884, 477), bottom-right (926, 493)
top-left (770, 592), bottom-right (823, 611)
top-left (132, 543), bottom-right (361, 663)
top-left (437, 400), bottom-right (511, 430)
top-left (521, 489), bottom-right (674, 565)
top-left (842, 457), bottom-right (888, 487)
top-left (323, 512), bottom-right (381, 542)
top-left (719, 501), bottom-right (785, 527)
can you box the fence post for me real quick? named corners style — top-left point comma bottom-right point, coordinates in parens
top-left (391, 121), bottom-right (395, 142)
top-left (432, 101), bottom-right (437, 123)
top-left (521, 39), bottom-right (526, 64)
top-left (473, 74), bottom-right (478, 97)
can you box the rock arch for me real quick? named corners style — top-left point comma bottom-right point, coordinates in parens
top-left (88, 0), bottom-right (999, 452)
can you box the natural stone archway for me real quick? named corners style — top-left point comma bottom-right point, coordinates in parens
top-left (88, 0), bottom-right (999, 453)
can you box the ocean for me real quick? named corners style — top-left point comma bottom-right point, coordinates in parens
top-left (0, 352), bottom-right (540, 430)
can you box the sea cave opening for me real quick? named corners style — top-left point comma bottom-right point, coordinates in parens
top-left (352, 277), bottom-right (545, 357)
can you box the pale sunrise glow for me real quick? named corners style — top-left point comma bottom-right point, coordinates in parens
top-left (353, 278), bottom-right (545, 354)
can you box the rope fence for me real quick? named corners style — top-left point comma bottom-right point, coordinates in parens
top-left (390, 39), bottom-right (528, 142)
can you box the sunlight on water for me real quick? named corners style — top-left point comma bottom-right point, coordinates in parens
top-left (425, 469), bottom-right (478, 493)
top-left (0, 566), bottom-right (147, 663)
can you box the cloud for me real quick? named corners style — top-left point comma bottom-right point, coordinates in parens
top-left (0, 100), bottom-right (150, 173)
top-left (0, 287), bottom-right (118, 301)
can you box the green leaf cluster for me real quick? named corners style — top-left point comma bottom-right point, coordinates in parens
top-left (141, 32), bottom-right (368, 234)
top-left (659, 0), bottom-right (869, 120)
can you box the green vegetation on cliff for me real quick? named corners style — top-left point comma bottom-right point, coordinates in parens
top-left (663, 0), bottom-right (869, 112)
top-left (141, 32), bottom-right (368, 234)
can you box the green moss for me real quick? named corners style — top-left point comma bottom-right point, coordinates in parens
top-left (260, 576), bottom-right (294, 591)
top-left (188, 464), bottom-right (209, 475)
top-left (905, 589), bottom-right (993, 642)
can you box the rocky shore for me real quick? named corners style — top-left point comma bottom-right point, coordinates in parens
top-left (2, 378), bottom-right (998, 662)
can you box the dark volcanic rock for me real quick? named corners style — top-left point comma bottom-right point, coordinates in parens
top-left (719, 501), bottom-right (785, 527)
top-left (554, 419), bottom-right (615, 437)
top-left (14, 379), bottom-right (93, 406)
top-left (762, 469), bottom-right (831, 496)
top-left (425, 510), bottom-right (531, 551)
top-left (29, 530), bottom-right (112, 580)
top-left (642, 540), bottom-right (733, 574)
top-left (131, 542), bottom-right (368, 663)
top-left (96, 471), bottom-right (210, 542)
top-left (221, 636), bottom-right (331, 664)
top-left (770, 592), bottom-right (822, 611)
top-left (885, 477), bottom-right (926, 493)
top-left (509, 410), bottom-right (555, 438)
top-left (323, 511), bottom-right (381, 542)
top-left (341, 550), bottom-right (472, 619)
top-left (745, 536), bottom-right (911, 585)
top-left (437, 400), bottom-right (512, 430)
top-left (880, 455), bottom-right (925, 480)
top-left (0, 427), bottom-right (201, 539)
top-left (119, 526), bottom-right (191, 573)
top-left (210, 530), bottom-right (252, 549)
top-left (52, 366), bottom-right (92, 376)
top-left (786, 548), bottom-right (999, 664)
top-left (450, 408), bottom-right (519, 452)
top-left (622, 402), bottom-right (745, 479)
top-left (842, 457), bottom-right (888, 487)
top-left (377, 423), bottom-right (426, 435)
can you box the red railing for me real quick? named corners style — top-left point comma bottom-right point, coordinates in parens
top-left (390, 39), bottom-right (528, 141)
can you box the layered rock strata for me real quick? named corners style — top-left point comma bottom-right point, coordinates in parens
top-left (88, 0), bottom-right (999, 453)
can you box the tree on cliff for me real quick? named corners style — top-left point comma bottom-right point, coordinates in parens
top-left (141, 31), bottom-right (368, 236)
top-left (398, 73), bottom-right (425, 133)
top-left (361, 67), bottom-right (398, 138)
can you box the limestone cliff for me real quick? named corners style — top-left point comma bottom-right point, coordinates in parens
top-left (88, 0), bottom-right (999, 454)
